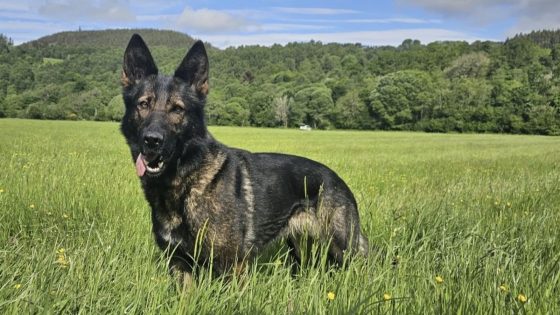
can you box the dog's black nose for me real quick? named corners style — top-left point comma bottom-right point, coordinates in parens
top-left (143, 132), bottom-right (164, 149)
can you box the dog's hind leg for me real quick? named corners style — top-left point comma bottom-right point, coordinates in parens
top-left (286, 234), bottom-right (315, 273)
top-left (324, 204), bottom-right (369, 266)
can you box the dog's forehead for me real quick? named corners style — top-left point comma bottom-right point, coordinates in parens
top-left (137, 75), bottom-right (182, 101)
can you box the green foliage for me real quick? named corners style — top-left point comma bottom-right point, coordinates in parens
top-left (369, 70), bottom-right (437, 129)
top-left (42, 57), bottom-right (63, 65)
top-left (1, 28), bottom-right (560, 134)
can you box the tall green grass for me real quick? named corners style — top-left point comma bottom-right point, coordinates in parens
top-left (1, 119), bottom-right (559, 313)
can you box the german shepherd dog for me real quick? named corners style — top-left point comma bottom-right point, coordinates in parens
top-left (120, 34), bottom-right (369, 278)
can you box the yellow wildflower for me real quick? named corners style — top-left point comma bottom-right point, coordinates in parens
top-left (383, 293), bottom-right (391, 301)
top-left (14, 283), bottom-right (22, 289)
top-left (29, 204), bottom-right (35, 209)
top-left (499, 284), bottom-right (508, 293)
top-left (327, 291), bottom-right (335, 301)
top-left (0, 188), bottom-right (4, 193)
top-left (56, 248), bottom-right (69, 268)
top-left (435, 275), bottom-right (444, 284)
top-left (517, 293), bottom-right (527, 304)
top-left (62, 214), bottom-right (69, 219)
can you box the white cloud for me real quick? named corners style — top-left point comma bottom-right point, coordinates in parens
top-left (0, 20), bottom-right (66, 44)
top-left (175, 6), bottom-right (255, 33)
top-left (0, 10), bottom-right (47, 21)
top-left (37, 0), bottom-right (136, 22)
top-left (509, 13), bottom-right (560, 35)
top-left (273, 7), bottom-right (358, 15)
top-left (346, 18), bottom-right (442, 24)
top-left (137, 14), bottom-right (178, 22)
top-left (399, 0), bottom-right (560, 34)
top-left (0, 20), bottom-right (62, 32)
top-left (0, 2), bottom-right (30, 11)
top-left (248, 24), bottom-right (332, 32)
top-left (198, 28), bottom-right (493, 49)
top-left (398, 0), bottom-right (505, 13)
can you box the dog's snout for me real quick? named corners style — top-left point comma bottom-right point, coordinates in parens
top-left (144, 132), bottom-right (164, 149)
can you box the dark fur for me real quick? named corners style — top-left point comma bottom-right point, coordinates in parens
top-left (120, 34), bottom-right (369, 276)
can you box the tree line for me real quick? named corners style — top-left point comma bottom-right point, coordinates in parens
top-left (1, 29), bottom-right (559, 135)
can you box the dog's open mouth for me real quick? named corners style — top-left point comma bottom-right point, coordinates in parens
top-left (136, 153), bottom-right (165, 177)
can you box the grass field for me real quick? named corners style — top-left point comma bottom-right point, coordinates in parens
top-left (1, 118), bottom-right (559, 314)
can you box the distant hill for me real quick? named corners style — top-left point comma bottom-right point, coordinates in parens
top-left (1, 28), bottom-right (560, 135)
top-left (22, 28), bottom-right (205, 50)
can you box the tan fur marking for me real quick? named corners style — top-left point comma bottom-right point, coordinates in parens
top-left (138, 95), bottom-right (151, 103)
top-left (156, 211), bottom-right (183, 243)
top-left (286, 211), bottom-right (321, 238)
top-left (186, 152), bottom-right (227, 235)
top-left (241, 166), bottom-right (255, 251)
top-left (121, 69), bottom-right (131, 87)
top-left (197, 80), bottom-right (209, 95)
top-left (168, 96), bottom-right (185, 110)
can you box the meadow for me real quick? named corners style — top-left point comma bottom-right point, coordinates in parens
top-left (1, 119), bottom-right (559, 314)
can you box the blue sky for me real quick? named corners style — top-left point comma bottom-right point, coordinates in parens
top-left (1, 0), bottom-right (559, 48)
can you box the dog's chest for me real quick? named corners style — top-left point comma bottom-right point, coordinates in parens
top-left (151, 173), bottom-right (221, 251)
top-left (152, 191), bottom-right (187, 247)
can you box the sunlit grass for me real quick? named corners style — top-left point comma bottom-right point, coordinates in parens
top-left (1, 119), bottom-right (559, 313)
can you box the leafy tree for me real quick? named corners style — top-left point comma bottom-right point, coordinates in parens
top-left (293, 85), bottom-right (334, 129)
top-left (369, 70), bottom-right (436, 129)
top-left (273, 94), bottom-right (292, 128)
top-left (247, 90), bottom-right (275, 127)
top-left (445, 52), bottom-right (491, 79)
top-left (332, 90), bottom-right (372, 129)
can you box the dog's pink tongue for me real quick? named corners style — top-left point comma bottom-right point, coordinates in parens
top-left (136, 154), bottom-right (146, 177)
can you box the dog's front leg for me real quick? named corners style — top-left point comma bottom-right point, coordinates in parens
top-left (168, 256), bottom-right (194, 290)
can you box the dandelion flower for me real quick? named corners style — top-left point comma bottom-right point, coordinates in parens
top-left (14, 283), bottom-right (22, 289)
top-left (499, 284), bottom-right (508, 293)
top-left (56, 248), bottom-right (69, 268)
top-left (29, 204), bottom-right (35, 209)
top-left (517, 293), bottom-right (527, 304)
top-left (62, 214), bottom-right (69, 219)
top-left (383, 293), bottom-right (391, 301)
top-left (327, 291), bottom-right (335, 301)
top-left (0, 188), bottom-right (4, 193)
top-left (435, 275), bottom-right (444, 284)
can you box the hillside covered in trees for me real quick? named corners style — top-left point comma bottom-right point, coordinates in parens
top-left (1, 28), bottom-right (560, 135)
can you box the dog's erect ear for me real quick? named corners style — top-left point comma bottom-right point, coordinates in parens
top-left (174, 40), bottom-right (209, 96)
top-left (122, 34), bottom-right (158, 87)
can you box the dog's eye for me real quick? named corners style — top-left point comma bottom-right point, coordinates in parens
top-left (171, 105), bottom-right (184, 114)
top-left (137, 100), bottom-right (149, 109)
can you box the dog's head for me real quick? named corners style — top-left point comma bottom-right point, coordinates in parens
top-left (120, 34), bottom-right (209, 178)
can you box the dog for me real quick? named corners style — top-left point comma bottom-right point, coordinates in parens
top-left (120, 34), bottom-right (369, 278)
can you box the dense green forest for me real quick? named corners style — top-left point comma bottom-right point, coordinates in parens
top-left (1, 28), bottom-right (560, 135)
